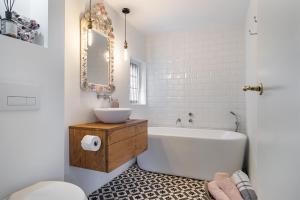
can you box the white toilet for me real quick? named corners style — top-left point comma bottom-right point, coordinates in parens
top-left (9, 181), bottom-right (87, 200)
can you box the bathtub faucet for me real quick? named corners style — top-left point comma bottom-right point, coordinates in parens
top-left (230, 111), bottom-right (240, 132)
top-left (176, 118), bottom-right (182, 126)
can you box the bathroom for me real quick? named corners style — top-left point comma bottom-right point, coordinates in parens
top-left (0, 0), bottom-right (299, 199)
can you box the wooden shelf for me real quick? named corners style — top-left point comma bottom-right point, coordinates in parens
top-left (69, 120), bottom-right (148, 172)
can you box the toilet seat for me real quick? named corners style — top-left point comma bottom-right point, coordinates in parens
top-left (9, 181), bottom-right (87, 200)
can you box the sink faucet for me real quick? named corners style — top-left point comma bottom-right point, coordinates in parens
top-left (96, 85), bottom-right (115, 101)
top-left (230, 111), bottom-right (240, 132)
top-left (97, 93), bottom-right (112, 101)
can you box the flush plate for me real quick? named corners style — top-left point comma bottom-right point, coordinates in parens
top-left (0, 82), bottom-right (40, 111)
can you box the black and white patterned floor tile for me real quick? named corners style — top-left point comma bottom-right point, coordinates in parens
top-left (88, 164), bottom-right (212, 200)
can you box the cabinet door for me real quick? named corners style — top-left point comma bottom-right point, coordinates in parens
top-left (107, 137), bottom-right (136, 172)
top-left (107, 126), bottom-right (136, 145)
top-left (107, 123), bottom-right (148, 172)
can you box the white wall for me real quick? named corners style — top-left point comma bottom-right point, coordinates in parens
top-left (30, 0), bottom-right (48, 47)
top-left (64, 0), bottom-right (146, 195)
top-left (0, 0), bottom-right (30, 17)
top-left (0, 0), bottom-right (65, 199)
top-left (135, 27), bottom-right (246, 132)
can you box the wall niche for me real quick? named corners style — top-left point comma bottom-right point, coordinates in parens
top-left (0, 0), bottom-right (48, 47)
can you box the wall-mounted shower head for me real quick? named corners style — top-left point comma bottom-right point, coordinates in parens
top-left (230, 111), bottom-right (239, 132)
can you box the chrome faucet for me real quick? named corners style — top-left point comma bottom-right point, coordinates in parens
top-left (97, 93), bottom-right (112, 101)
top-left (230, 111), bottom-right (240, 132)
top-left (176, 118), bottom-right (182, 126)
top-left (96, 85), bottom-right (115, 101)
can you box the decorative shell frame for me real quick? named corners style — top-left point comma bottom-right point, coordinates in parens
top-left (80, 3), bottom-right (115, 93)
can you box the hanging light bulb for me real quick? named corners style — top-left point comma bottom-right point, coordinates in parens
top-left (122, 8), bottom-right (130, 61)
top-left (124, 41), bottom-right (128, 61)
top-left (87, 0), bottom-right (93, 47)
top-left (88, 28), bottom-right (93, 47)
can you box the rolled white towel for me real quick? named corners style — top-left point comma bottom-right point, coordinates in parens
top-left (231, 170), bottom-right (258, 200)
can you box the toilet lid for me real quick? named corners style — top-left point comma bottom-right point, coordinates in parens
top-left (9, 181), bottom-right (87, 200)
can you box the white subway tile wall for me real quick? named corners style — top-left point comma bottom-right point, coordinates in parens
top-left (135, 27), bottom-right (246, 132)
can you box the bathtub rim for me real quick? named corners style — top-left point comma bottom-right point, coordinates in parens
top-left (147, 126), bottom-right (247, 141)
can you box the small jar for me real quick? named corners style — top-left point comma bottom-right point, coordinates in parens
top-left (1, 11), bottom-right (17, 38)
top-left (111, 99), bottom-right (120, 108)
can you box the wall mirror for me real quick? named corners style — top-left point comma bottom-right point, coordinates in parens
top-left (81, 3), bottom-right (115, 93)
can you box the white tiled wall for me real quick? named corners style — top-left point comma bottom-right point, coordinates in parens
top-left (135, 27), bottom-right (246, 132)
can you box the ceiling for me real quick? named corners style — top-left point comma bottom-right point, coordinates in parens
top-left (106, 0), bottom-right (250, 34)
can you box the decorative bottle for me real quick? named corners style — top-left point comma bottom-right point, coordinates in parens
top-left (1, 11), bottom-right (17, 38)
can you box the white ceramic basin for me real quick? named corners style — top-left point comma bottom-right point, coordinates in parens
top-left (94, 108), bottom-right (132, 123)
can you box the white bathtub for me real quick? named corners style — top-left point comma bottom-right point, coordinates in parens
top-left (137, 127), bottom-right (247, 180)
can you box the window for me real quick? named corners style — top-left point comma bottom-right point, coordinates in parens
top-left (130, 59), bottom-right (146, 105)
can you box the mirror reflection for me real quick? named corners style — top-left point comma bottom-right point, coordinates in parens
top-left (80, 3), bottom-right (115, 93)
top-left (87, 30), bottom-right (109, 85)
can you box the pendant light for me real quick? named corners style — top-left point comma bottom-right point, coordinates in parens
top-left (122, 8), bottom-right (130, 61)
top-left (87, 0), bottom-right (93, 46)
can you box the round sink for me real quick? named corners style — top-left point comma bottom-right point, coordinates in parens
top-left (94, 108), bottom-right (132, 123)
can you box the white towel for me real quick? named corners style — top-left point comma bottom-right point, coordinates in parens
top-left (231, 170), bottom-right (258, 200)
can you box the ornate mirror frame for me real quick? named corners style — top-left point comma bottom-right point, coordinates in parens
top-left (80, 3), bottom-right (115, 93)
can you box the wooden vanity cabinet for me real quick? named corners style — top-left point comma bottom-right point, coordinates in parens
top-left (69, 120), bottom-right (148, 172)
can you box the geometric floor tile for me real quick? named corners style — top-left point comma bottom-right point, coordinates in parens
top-left (88, 164), bottom-right (213, 200)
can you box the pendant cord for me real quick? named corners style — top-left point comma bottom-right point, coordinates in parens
top-left (125, 14), bottom-right (127, 43)
top-left (89, 0), bottom-right (92, 23)
top-left (88, 0), bottom-right (92, 29)
top-left (122, 8), bottom-right (130, 48)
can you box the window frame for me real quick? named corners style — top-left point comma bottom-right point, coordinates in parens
top-left (129, 59), bottom-right (147, 105)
